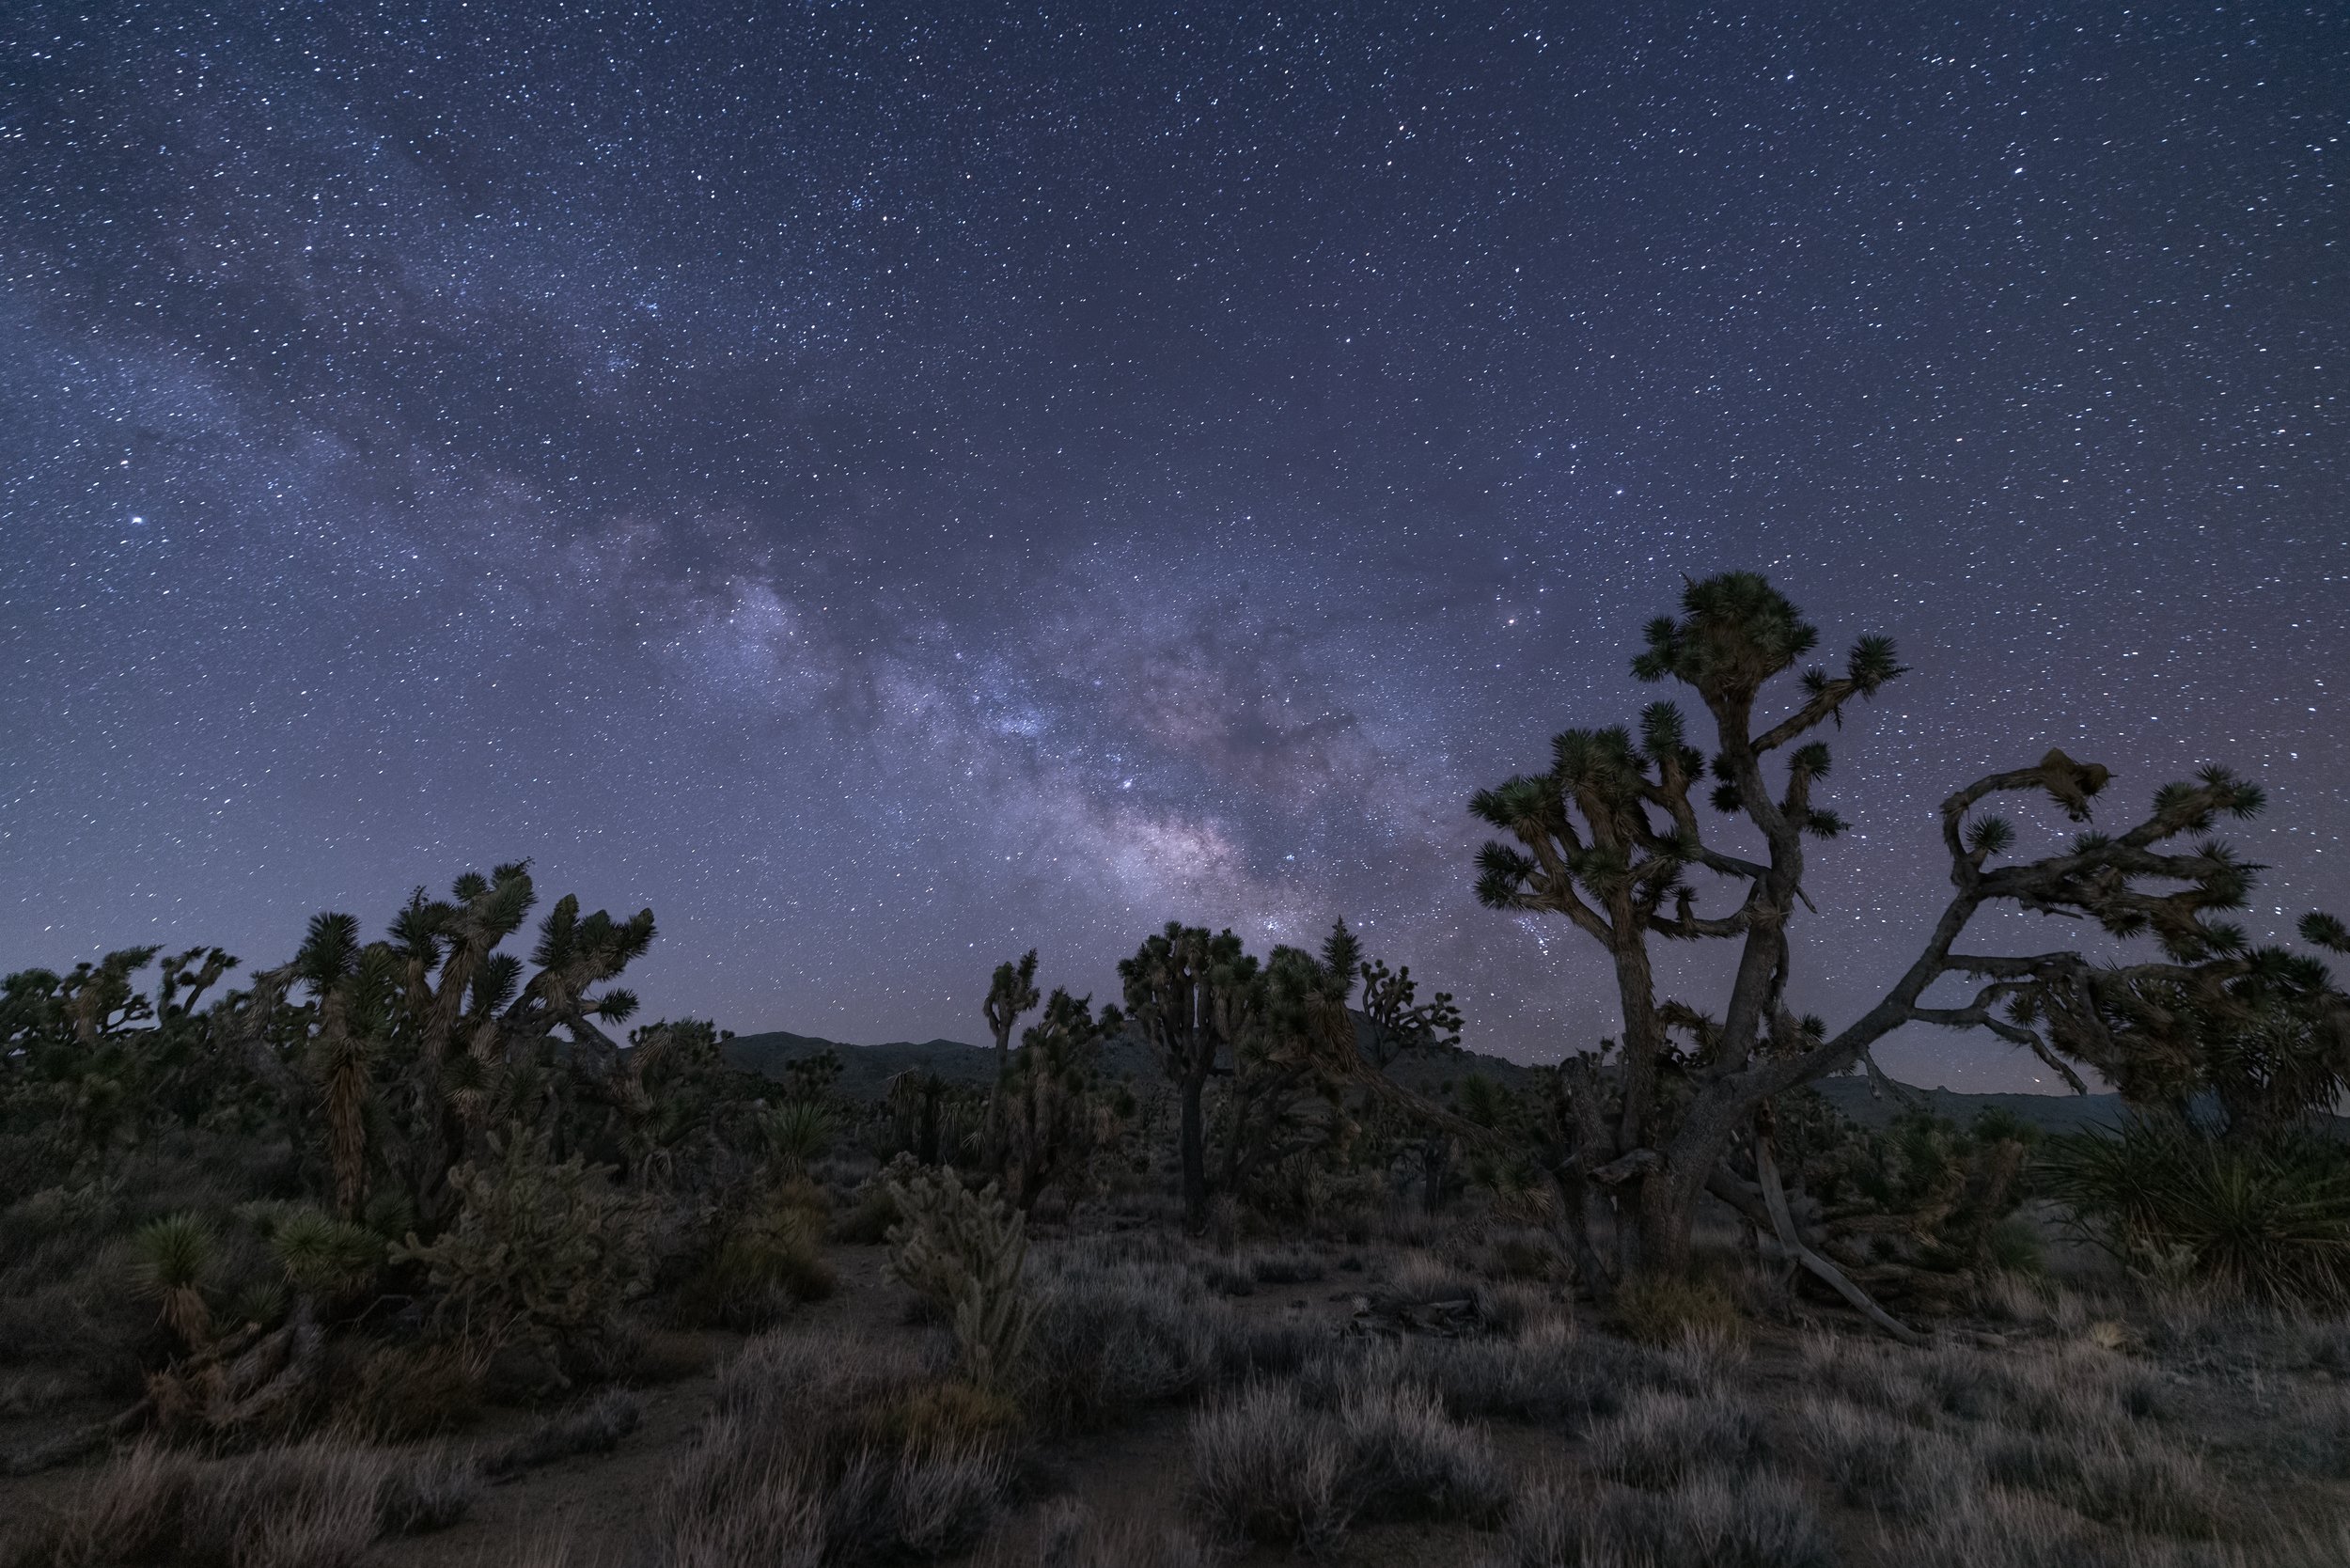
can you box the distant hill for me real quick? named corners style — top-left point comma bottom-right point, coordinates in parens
top-left (723, 1029), bottom-right (1004, 1100)
top-left (723, 1025), bottom-right (2124, 1133)
top-left (1805, 1074), bottom-right (2125, 1136)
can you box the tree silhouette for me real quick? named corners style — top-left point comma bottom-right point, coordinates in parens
top-left (1119, 923), bottom-right (1253, 1231)
top-left (982, 949), bottom-right (1042, 1143)
top-left (1472, 572), bottom-right (2344, 1293)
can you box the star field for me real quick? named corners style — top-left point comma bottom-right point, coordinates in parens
top-left (4, 3), bottom-right (2344, 1090)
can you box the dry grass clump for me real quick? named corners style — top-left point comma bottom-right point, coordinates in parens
top-left (330, 1337), bottom-right (492, 1441)
top-left (1790, 1326), bottom-right (2260, 1546)
top-left (1493, 1471), bottom-right (1832, 1568)
top-left (1198, 1255), bottom-right (1257, 1297)
top-left (1892, 1485), bottom-right (2277, 1568)
top-left (1795, 1397), bottom-right (1971, 1513)
top-left (1021, 1238), bottom-right (1319, 1430)
top-left (1361, 1323), bottom-right (1660, 1430)
top-left (676, 1180), bottom-right (836, 1330)
top-left (1, 1436), bottom-right (477, 1568)
top-left (1979, 1431), bottom-right (2226, 1538)
top-left (0, 1369), bottom-right (82, 1418)
top-left (1609, 1272), bottom-right (1743, 1349)
top-left (1032, 1498), bottom-right (1220, 1568)
top-left (1250, 1247), bottom-right (1327, 1286)
top-left (1024, 1246), bottom-right (1224, 1426)
top-left (1375, 1247), bottom-right (1487, 1312)
top-left (652, 1330), bottom-right (1008, 1567)
top-left (481, 1387), bottom-right (645, 1480)
top-left (1585, 1387), bottom-right (1765, 1491)
top-left (1797, 1331), bottom-right (2156, 1437)
top-left (1188, 1374), bottom-right (1509, 1552)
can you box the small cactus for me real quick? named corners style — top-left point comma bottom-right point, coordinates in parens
top-left (884, 1165), bottom-right (1038, 1391)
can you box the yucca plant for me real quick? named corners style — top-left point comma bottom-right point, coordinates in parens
top-left (268, 1207), bottom-right (386, 1302)
top-left (760, 1099), bottom-right (836, 1177)
top-left (132, 1213), bottom-right (217, 1349)
top-left (2042, 1116), bottom-right (2350, 1309)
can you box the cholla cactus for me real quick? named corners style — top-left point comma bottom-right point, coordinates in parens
top-left (393, 1125), bottom-right (653, 1372)
top-left (884, 1165), bottom-right (1037, 1390)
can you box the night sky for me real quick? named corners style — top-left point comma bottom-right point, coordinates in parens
top-left (5, 4), bottom-right (2344, 1091)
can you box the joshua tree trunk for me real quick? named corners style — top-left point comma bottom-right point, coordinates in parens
top-left (1178, 1071), bottom-right (1209, 1230)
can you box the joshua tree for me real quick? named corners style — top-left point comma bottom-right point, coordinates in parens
top-left (1216, 941), bottom-right (1355, 1203)
top-left (982, 949), bottom-right (1041, 1139)
top-left (1471, 572), bottom-right (2344, 1295)
top-left (1120, 924), bottom-right (1254, 1231)
top-left (1352, 941), bottom-right (1464, 1072)
top-left (223, 863), bottom-right (660, 1232)
top-left (1, 945), bottom-right (242, 1159)
top-left (1001, 988), bottom-right (1125, 1210)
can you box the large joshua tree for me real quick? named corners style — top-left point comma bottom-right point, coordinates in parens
top-left (242, 863), bottom-right (657, 1229)
top-left (982, 949), bottom-right (1041, 1138)
top-left (1472, 572), bottom-right (2342, 1291)
top-left (1120, 924), bottom-right (1255, 1231)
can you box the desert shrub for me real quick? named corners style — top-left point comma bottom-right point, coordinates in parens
top-left (831, 1176), bottom-right (901, 1244)
top-left (1657, 1322), bottom-right (1748, 1388)
top-left (1033, 1498), bottom-right (1219, 1568)
top-left (1497, 1235), bottom-right (1569, 1282)
top-left (2042, 1118), bottom-right (2350, 1310)
top-left (1477, 1278), bottom-right (1574, 1340)
top-left (1188, 1375), bottom-right (1507, 1550)
top-left (1494, 1472), bottom-right (1832, 1568)
top-left (1199, 1255), bottom-right (1257, 1297)
top-left (1798, 1397), bottom-right (1973, 1513)
top-left (0, 1180), bottom-right (126, 1265)
top-left (1774, 1092), bottom-right (2037, 1307)
top-left (330, 1338), bottom-right (491, 1440)
top-left (681, 1181), bottom-right (834, 1328)
top-left (1188, 1382), bottom-right (1354, 1553)
top-left (1251, 1247), bottom-right (1326, 1286)
top-left (3, 1436), bottom-right (477, 1568)
top-left (392, 1127), bottom-right (652, 1373)
top-left (885, 1166), bottom-right (1037, 1391)
top-left (1024, 1245), bottom-right (1225, 1426)
top-left (1610, 1272), bottom-right (1741, 1348)
top-left (1382, 1248), bottom-right (1483, 1308)
top-left (373, 1445), bottom-right (481, 1533)
top-left (652, 1330), bottom-right (1008, 1567)
top-left (1389, 1322), bottom-right (1656, 1427)
top-left (1334, 1380), bottom-right (1511, 1521)
top-left (1978, 1429), bottom-right (2226, 1537)
top-left (0, 1368), bottom-right (81, 1417)
top-left (2274, 1386), bottom-right (2350, 1479)
top-left (483, 1387), bottom-right (645, 1479)
top-left (1586, 1388), bottom-right (1765, 1490)
top-left (876, 1380), bottom-right (1024, 1450)
top-left (1796, 1332), bottom-right (2152, 1445)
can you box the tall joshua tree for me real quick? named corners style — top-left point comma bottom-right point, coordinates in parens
top-left (1120, 924), bottom-right (1254, 1231)
top-left (983, 949), bottom-right (1042, 1135)
top-left (243, 863), bottom-right (657, 1231)
top-left (1472, 572), bottom-right (2343, 1289)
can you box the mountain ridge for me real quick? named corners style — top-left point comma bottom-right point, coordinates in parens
top-left (721, 1026), bottom-right (2129, 1134)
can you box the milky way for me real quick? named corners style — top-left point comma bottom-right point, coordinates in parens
top-left (5, 4), bottom-right (2344, 1090)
